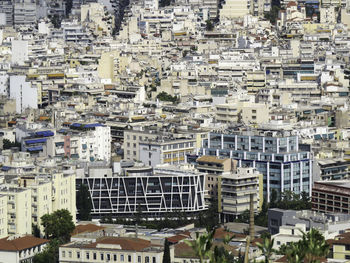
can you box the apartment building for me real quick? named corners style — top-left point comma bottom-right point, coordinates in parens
top-left (0, 195), bottom-right (7, 238)
top-left (14, 2), bottom-right (36, 25)
top-left (195, 155), bottom-right (236, 199)
top-left (124, 129), bottom-right (204, 162)
top-left (124, 130), bottom-right (160, 161)
top-left (59, 237), bottom-right (164, 263)
top-left (17, 176), bottom-right (52, 234)
top-left (139, 137), bottom-right (196, 167)
top-left (215, 102), bottom-right (269, 125)
top-left (0, 187), bottom-right (32, 236)
top-left (45, 124), bottom-right (111, 163)
top-left (218, 167), bottom-right (263, 221)
top-left (330, 230), bottom-right (350, 260)
top-left (316, 159), bottom-right (350, 180)
top-left (0, 0), bottom-right (13, 26)
top-left (200, 131), bottom-right (312, 201)
top-left (312, 181), bottom-right (350, 215)
top-left (76, 166), bottom-right (207, 219)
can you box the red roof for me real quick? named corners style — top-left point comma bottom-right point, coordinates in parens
top-left (0, 236), bottom-right (49, 251)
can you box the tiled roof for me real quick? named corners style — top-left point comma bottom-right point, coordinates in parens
top-left (84, 237), bottom-right (154, 251)
top-left (72, 224), bottom-right (106, 235)
top-left (0, 236), bottom-right (49, 251)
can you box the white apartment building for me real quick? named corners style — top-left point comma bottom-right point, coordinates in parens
top-left (45, 125), bottom-right (111, 163)
top-left (9, 75), bottom-right (38, 114)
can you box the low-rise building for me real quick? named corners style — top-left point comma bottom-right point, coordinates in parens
top-left (0, 235), bottom-right (49, 263)
top-left (59, 237), bottom-right (164, 263)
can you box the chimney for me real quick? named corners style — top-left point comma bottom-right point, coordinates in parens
top-left (249, 193), bottom-right (255, 239)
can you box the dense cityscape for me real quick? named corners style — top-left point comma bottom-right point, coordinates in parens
top-left (0, 0), bottom-right (349, 262)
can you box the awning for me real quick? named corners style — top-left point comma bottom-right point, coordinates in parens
top-left (25, 138), bottom-right (47, 144)
top-left (27, 146), bottom-right (43, 151)
top-left (1, 166), bottom-right (11, 171)
top-left (35, 131), bottom-right (54, 137)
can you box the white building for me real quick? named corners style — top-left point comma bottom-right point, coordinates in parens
top-left (0, 235), bottom-right (49, 263)
top-left (11, 40), bottom-right (28, 66)
top-left (9, 76), bottom-right (38, 114)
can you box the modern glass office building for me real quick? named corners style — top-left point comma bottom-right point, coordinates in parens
top-left (200, 131), bottom-right (312, 201)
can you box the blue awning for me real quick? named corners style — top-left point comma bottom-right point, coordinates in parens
top-left (35, 130), bottom-right (54, 137)
top-left (84, 123), bottom-right (103, 128)
top-left (27, 146), bottom-right (43, 152)
top-left (71, 123), bottom-right (82, 127)
top-left (25, 138), bottom-right (47, 144)
top-left (1, 166), bottom-right (11, 171)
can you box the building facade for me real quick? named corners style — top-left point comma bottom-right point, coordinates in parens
top-left (218, 167), bottom-right (263, 221)
top-left (312, 181), bottom-right (350, 215)
top-left (76, 166), bottom-right (207, 219)
top-left (200, 131), bottom-right (312, 201)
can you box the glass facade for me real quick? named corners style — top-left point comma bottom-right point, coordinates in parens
top-left (202, 133), bottom-right (312, 201)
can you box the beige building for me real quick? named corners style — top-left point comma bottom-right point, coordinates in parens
top-left (0, 187), bottom-right (32, 236)
top-left (195, 156), bottom-right (236, 199)
top-left (216, 102), bottom-right (269, 125)
top-left (18, 176), bottom-right (52, 233)
top-left (220, 0), bottom-right (249, 19)
top-left (0, 195), bottom-right (7, 238)
top-left (59, 237), bottom-right (165, 263)
top-left (246, 71), bottom-right (266, 94)
top-left (51, 171), bottom-right (77, 223)
top-left (218, 167), bottom-right (263, 222)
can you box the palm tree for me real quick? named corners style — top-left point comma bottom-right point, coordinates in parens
top-left (301, 228), bottom-right (329, 263)
top-left (184, 229), bottom-right (215, 263)
top-left (256, 237), bottom-right (276, 263)
top-left (285, 228), bottom-right (329, 263)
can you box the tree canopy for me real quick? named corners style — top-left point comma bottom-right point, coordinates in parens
top-left (76, 184), bottom-right (92, 221)
top-left (41, 209), bottom-right (75, 243)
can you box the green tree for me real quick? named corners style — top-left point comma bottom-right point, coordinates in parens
top-left (162, 239), bottom-right (171, 263)
top-left (32, 224), bottom-right (41, 238)
top-left (256, 237), bottom-right (276, 263)
top-left (284, 228), bottom-right (329, 263)
top-left (76, 184), bottom-right (92, 221)
top-left (205, 20), bottom-right (214, 31)
top-left (184, 229), bottom-right (215, 263)
top-left (41, 209), bottom-right (75, 243)
top-left (33, 238), bottom-right (60, 263)
top-left (135, 204), bottom-right (143, 225)
top-left (3, 139), bottom-right (21, 150)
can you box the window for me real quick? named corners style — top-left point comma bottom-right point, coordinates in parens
top-left (93, 253), bottom-right (97, 260)
top-left (62, 251), bottom-right (65, 258)
top-left (138, 256), bottom-right (142, 262)
top-left (128, 255), bottom-right (132, 262)
top-left (121, 254), bottom-right (125, 261)
top-left (77, 252), bottom-right (80, 258)
top-left (114, 254), bottom-right (117, 261)
top-left (153, 256), bottom-right (156, 263)
top-left (101, 253), bottom-right (104, 260)
top-left (69, 251), bottom-right (72, 258)
top-left (86, 252), bottom-right (89, 259)
top-left (145, 256), bottom-right (150, 263)
top-left (346, 255), bottom-right (350, 259)
top-left (107, 254), bottom-right (111, 261)
top-left (346, 245), bottom-right (350, 251)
